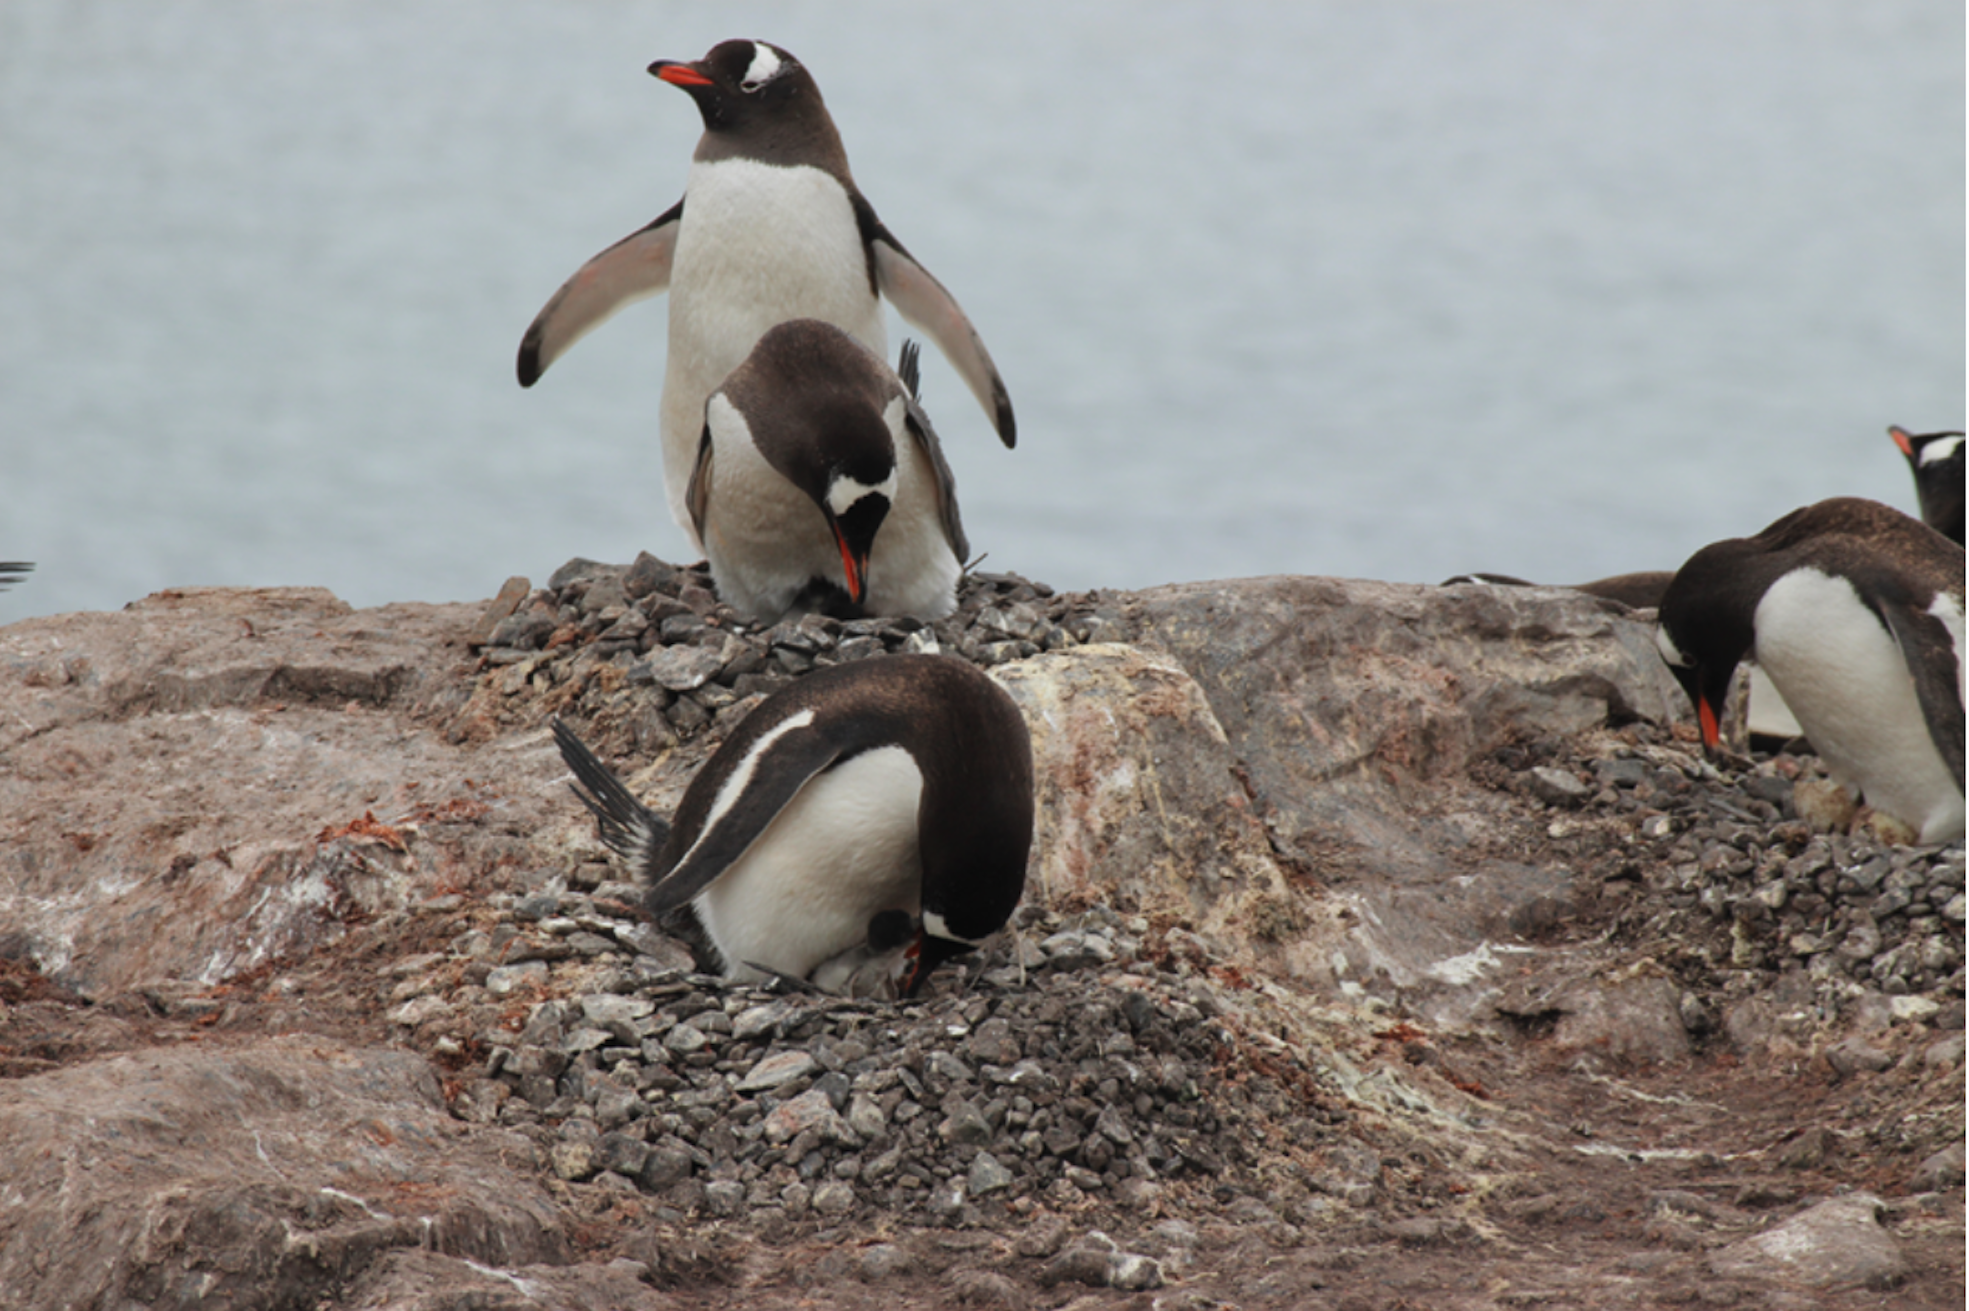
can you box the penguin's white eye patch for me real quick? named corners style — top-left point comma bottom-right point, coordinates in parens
top-left (1654, 626), bottom-right (1690, 668)
top-left (740, 43), bottom-right (782, 91)
top-left (1920, 434), bottom-right (1963, 467)
top-left (826, 469), bottom-right (897, 517)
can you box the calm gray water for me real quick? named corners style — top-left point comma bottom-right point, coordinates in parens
top-left (1, 1), bottom-right (1961, 624)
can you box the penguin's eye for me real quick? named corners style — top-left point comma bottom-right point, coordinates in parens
top-left (739, 43), bottom-right (782, 92)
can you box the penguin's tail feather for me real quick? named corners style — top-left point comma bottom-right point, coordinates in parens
top-left (550, 718), bottom-right (671, 876)
top-left (896, 339), bottom-right (922, 399)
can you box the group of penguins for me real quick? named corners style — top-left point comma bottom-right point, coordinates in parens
top-left (523, 39), bottom-right (1957, 1001)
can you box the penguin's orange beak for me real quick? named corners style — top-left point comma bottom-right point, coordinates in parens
top-left (1696, 695), bottom-right (1722, 751)
top-left (651, 61), bottom-right (714, 88)
top-left (830, 521), bottom-right (869, 606)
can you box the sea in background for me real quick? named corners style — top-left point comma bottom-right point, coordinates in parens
top-left (1, 1), bottom-right (1961, 625)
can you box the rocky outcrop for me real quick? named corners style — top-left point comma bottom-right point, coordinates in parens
top-left (1, 570), bottom-right (1960, 1308)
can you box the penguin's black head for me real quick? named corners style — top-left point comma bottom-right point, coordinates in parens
top-left (1655, 541), bottom-right (1758, 752)
top-left (650, 40), bottom-right (826, 143)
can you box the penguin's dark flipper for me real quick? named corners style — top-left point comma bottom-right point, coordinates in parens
top-left (518, 202), bottom-right (683, 387)
top-left (1879, 601), bottom-right (1967, 790)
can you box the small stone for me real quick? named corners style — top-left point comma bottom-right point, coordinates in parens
top-left (662, 1024), bottom-right (709, 1055)
top-left (595, 1087), bottom-right (643, 1128)
top-left (927, 1177), bottom-right (966, 1219)
top-left (732, 1001), bottom-right (795, 1041)
top-left (1826, 1037), bottom-right (1894, 1077)
top-left (947, 1270), bottom-right (1024, 1305)
top-left (968, 1152), bottom-right (1014, 1195)
top-left (1779, 1126), bottom-right (1835, 1170)
top-left (1039, 1246), bottom-right (1114, 1289)
top-left (643, 643), bottom-right (724, 692)
top-left (736, 1050), bottom-right (819, 1093)
top-left (1387, 1215), bottom-right (1443, 1246)
top-left (1015, 1212), bottom-right (1071, 1258)
top-left (596, 1133), bottom-right (648, 1178)
top-left (622, 551), bottom-right (676, 598)
top-left (1794, 778), bottom-right (1859, 834)
top-left (940, 1101), bottom-right (992, 1146)
top-left (859, 1243), bottom-right (911, 1281)
top-left (1527, 765), bottom-right (1590, 806)
top-left (764, 1089), bottom-right (849, 1145)
top-left (1708, 1193), bottom-right (1907, 1290)
top-left (387, 995), bottom-right (448, 1027)
top-left (704, 1180), bottom-right (745, 1216)
top-left (845, 1092), bottom-right (887, 1140)
top-left (485, 961), bottom-right (549, 997)
top-left (1038, 929), bottom-right (1115, 970)
top-left (812, 1180), bottom-right (856, 1215)
top-left (550, 1139), bottom-right (597, 1182)
top-left (1111, 1253), bottom-right (1164, 1291)
top-left (1923, 1033), bottom-right (1966, 1070)
top-left (1911, 1141), bottom-right (1965, 1192)
top-left (577, 993), bottom-right (654, 1025)
top-left (639, 1142), bottom-right (694, 1190)
top-left (1890, 995), bottom-right (1940, 1024)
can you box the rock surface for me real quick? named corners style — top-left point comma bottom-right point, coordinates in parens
top-left (1708, 1193), bottom-right (1908, 1290)
top-left (1, 562), bottom-right (1961, 1309)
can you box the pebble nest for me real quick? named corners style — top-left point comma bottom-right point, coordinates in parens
top-left (450, 907), bottom-right (1349, 1262)
top-left (1487, 730), bottom-right (1966, 1016)
top-left (463, 551), bottom-right (1118, 758)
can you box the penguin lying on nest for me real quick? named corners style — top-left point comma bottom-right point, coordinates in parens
top-left (1656, 497), bottom-right (1964, 844)
top-left (552, 654), bottom-right (1034, 997)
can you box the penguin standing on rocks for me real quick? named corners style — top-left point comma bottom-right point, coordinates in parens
top-left (551, 654), bottom-right (1034, 997)
top-left (1889, 425), bottom-right (1965, 545)
top-left (690, 319), bottom-right (967, 624)
top-left (1655, 497), bottom-right (1965, 843)
top-left (517, 39), bottom-right (1015, 547)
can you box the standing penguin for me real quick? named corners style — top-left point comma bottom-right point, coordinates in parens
top-left (1655, 497), bottom-right (1965, 843)
top-left (551, 654), bottom-right (1034, 997)
top-left (517, 39), bottom-right (1015, 547)
top-left (690, 319), bottom-right (967, 623)
top-left (1889, 425), bottom-right (1965, 545)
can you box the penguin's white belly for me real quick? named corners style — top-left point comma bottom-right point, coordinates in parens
top-left (661, 161), bottom-right (886, 542)
top-left (693, 745), bottom-right (923, 981)
top-left (863, 437), bottom-right (961, 620)
top-left (1754, 569), bottom-right (1964, 843)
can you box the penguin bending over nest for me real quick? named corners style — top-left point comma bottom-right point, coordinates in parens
top-left (552, 654), bottom-right (1034, 997)
top-left (1655, 497), bottom-right (1965, 844)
